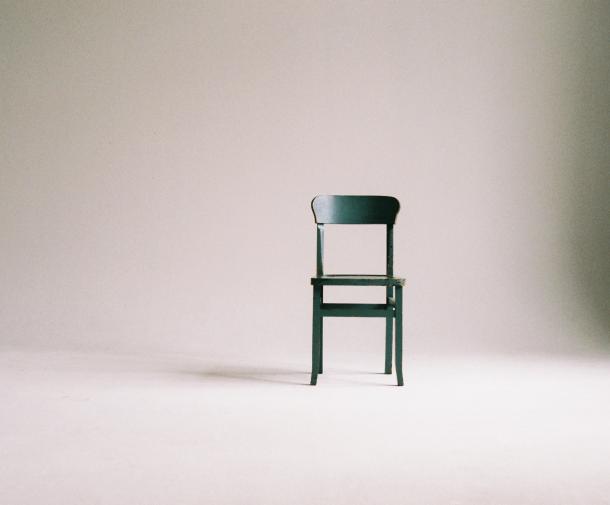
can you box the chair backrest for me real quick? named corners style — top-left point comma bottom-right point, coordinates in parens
top-left (311, 195), bottom-right (400, 276)
top-left (311, 195), bottom-right (399, 224)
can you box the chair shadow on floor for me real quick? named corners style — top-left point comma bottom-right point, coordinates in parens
top-left (175, 366), bottom-right (391, 386)
top-left (176, 366), bottom-right (309, 385)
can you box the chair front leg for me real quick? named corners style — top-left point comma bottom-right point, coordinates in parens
top-left (310, 285), bottom-right (322, 385)
top-left (385, 286), bottom-right (393, 374)
top-left (395, 285), bottom-right (404, 386)
top-left (319, 319), bottom-right (324, 374)
top-left (319, 286), bottom-right (324, 374)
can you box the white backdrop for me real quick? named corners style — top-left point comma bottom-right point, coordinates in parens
top-left (2, 1), bottom-right (608, 359)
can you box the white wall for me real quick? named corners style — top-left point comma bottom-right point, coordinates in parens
top-left (1, 1), bottom-right (608, 358)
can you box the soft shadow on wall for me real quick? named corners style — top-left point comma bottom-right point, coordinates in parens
top-left (568, 3), bottom-right (610, 348)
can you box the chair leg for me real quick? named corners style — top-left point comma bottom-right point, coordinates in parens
top-left (385, 316), bottom-right (393, 374)
top-left (385, 286), bottom-right (393, 374)
top-left (319, 316), bottom-right (324, 374)
top-left (310, 285), bottom-right (322, 385)
top-left (395, 286), bottom-right (404, 386)
top-left (319, 286), bottom-right (323, 374)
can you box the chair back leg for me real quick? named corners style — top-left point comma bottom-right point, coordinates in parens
top-left (385, 317), bottom-right (393, 374)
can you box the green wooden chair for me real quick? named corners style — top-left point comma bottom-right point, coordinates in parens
top-left (310, 195), bottom-right (405, 386)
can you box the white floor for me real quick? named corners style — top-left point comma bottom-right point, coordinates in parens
top-left (1, 350), bottom-right (609, 505)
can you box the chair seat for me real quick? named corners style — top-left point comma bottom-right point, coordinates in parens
top-left (311, 274), bottom-right (405, 286)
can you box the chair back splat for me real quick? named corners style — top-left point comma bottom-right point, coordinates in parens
top-left (309, 195), bottom-right (405, 386)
